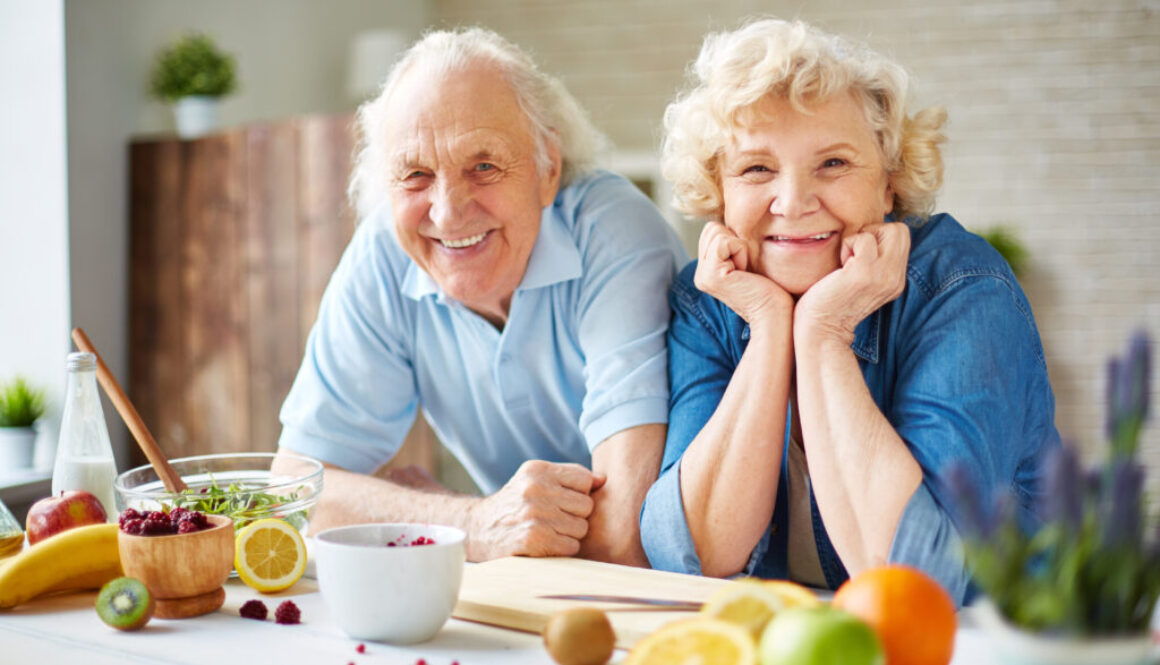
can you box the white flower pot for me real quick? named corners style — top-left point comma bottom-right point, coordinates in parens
top-left (975, 600), bottom-right (1158, 665)
top-left (173, 95), bottom-right (221, 139)
top-left (0, 427), bottom-right (37, 470)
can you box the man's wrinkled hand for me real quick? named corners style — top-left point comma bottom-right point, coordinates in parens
top-left (465, 460), bottom-right (605, 561)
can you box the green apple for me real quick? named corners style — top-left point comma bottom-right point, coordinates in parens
top-left (759, 606), bottom-right (884, 665)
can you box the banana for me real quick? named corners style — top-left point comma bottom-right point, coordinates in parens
top-left (0, 523), bottom-right (123, 609)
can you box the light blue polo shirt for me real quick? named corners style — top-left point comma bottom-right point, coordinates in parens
top-left (278, 170), bottom-right (690, 494)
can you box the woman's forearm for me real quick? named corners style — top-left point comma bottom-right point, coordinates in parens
top-left (678, 313), bottom-right (793, 577)
top-left (793, 327), bottom-right (922, 575)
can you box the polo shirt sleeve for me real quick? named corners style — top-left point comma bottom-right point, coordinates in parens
top-left (887, 269), bottom-right (1057, 607)
top-left (571, 175), bottom-right (690, 449)
top-left (277, 221), bottom-right (419, 473)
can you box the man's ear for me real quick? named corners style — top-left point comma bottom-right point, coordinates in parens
top-left (539, 137), bottom-right (563, 207)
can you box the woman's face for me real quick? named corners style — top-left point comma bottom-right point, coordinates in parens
top-left (719, 93), bottom-right (893, 296)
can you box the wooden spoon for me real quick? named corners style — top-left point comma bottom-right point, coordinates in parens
top-left (71, 328), bottom-right (188, 493)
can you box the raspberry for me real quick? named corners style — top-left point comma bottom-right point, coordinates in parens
top-left (188, 511), bottom-right (210, 528)
top-left (118, 508), bottom-right (141, 525)
top-left (239, 599), bottom-right (268, 620)
top-left (146, 510), bottom-right (169, 523)
top-left (120, 518), bottom-right (145, 535)
top-left (356, 644), bottom-right (366, 654)
top-left (274, 600), bottom-right (301, 625)
top-left (409, 536), bottom-right (435, 546)
top-left (168, 507), bottom-right (190, 521)
top-left (142, 518), bottom-right (172, 535)
top-left (177, 520), bottom-right (199, 534)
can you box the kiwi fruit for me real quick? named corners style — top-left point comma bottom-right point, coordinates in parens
top-left (95, 576), bottom-right (154, 631)
top-left (542, 607), bottom-right (615, 665)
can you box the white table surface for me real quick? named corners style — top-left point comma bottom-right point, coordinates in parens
top-left (0, 557), bottom-right (1007, 665)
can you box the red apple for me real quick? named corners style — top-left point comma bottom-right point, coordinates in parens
top-left (25, 490), bottom-right (108, 545)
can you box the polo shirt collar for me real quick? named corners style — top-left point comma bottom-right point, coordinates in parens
top-left (399, 207), bottom-right (582, 301)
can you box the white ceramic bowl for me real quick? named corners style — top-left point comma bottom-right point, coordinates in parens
top-left (315, 523), bottom-right (466, 644)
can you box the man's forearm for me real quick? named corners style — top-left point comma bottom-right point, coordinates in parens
top-left (308, 464), bottom-right (480, 535)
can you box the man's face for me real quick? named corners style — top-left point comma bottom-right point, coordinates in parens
top-left (384, 63), bottom-right (561, 327)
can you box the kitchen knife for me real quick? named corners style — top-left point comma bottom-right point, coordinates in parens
top-left (537, 593), bottom-right (703, 611)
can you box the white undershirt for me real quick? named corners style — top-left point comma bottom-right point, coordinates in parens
top-left (785, 395), bottom-right (827, 588)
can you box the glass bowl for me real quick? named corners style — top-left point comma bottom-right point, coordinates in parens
top-left (114, 452), bottom-right (323, 536)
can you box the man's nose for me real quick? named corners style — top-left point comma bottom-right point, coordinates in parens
top-left (428, 178), bottom-right (471, 227)
top-left (768, 172), bottom-right (820, 219)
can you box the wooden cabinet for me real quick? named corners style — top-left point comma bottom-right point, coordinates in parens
top-left (128, 114), bottom-right (437, 474)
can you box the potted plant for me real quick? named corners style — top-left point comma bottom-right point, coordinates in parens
top-left (148, 32), bottom-right (238, 139)
top-left (949, 330), bottom-right (1159, 664)
top-left (979, 225), bottom-right (1030, 278)
top-left (0, 377), bottom-right (47, 471)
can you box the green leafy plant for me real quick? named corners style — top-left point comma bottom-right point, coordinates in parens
top-left (164, 477), bottom-right (309, 532)
top-left (949, 330), bottom-right (1158, 636)
top-left (979, 226), bottom-right (1030, 278)
top-left (148, 33), bottom-right (238, 102)
top-left (0, 377), bottom-right (47, 428)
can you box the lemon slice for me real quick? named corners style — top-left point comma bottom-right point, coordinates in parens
top-left (625, 617), bottom-right (756, 665)
top-left (700, 579), bottom-right (787, 638)
top-left (234, 518), bottom-right (307, 593)
top-left (761, 579), bottom-right (822, 609)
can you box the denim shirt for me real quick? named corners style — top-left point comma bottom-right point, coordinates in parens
top-left (640, 213), bottom-right (1061, 606)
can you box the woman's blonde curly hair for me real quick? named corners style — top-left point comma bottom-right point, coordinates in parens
top-left (662, 18), bottom-right (947, 223)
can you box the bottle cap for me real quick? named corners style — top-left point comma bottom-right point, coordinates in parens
top-left (66, 351), bottom-right (97, 372)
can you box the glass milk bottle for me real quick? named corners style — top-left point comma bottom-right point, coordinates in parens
top-left (52, 352), bottom-right (118, 519)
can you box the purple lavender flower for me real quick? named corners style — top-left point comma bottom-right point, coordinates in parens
top-left (1126, 330), bottom-right (1150, 424)
top-left (1040, 444), bottom-right (1082, 528)
top-left (945, 463), bottom-right (988, 539)
top-left (1107, 330), bottom-right (1152, 457)
top-left (1101, 459), bottom-right (1144, 548)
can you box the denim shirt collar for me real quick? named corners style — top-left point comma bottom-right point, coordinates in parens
top-left (400, 207), bottom-right (582, 301)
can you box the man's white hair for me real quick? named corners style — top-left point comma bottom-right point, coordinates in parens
top-left (349, 27), bottom-right (608, 218)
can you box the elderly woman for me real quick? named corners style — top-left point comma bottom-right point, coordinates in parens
top-left (640, 18), bottom-right (1060, 604)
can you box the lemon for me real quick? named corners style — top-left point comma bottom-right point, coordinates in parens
top-left (761, 579), bottom-right (822, 609)
top-left (700, 579), bottom-right (788, 638)
top-left (625, 617), bottom-right (756, 665)
top-left (234, 518), bottom-right (307, 593)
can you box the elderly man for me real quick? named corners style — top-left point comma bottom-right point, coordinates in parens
top-left (276, 28), bottom-right (688, 566)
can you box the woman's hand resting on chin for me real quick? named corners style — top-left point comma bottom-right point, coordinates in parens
top-left (694, 221), bottom-right (795, 327)
top-left (795, 222), bottom-right (910, 345)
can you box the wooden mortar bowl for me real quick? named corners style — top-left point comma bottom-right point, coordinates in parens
top-left (118, 514), bottom-right (234, 618)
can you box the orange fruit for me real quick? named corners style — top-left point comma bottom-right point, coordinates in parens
top-left (831, 565), bottom-right (956, 665)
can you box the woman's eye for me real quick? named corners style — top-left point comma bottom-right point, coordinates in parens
top-left (741, 164), bottom-right (771, 175)
top-left (474, 162), bottom-right (497, 172)
top-left (821, 158), bottom-right (847, 168)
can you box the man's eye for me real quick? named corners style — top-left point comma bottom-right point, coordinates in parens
top-left (474, 162), bottom-right (497, 172)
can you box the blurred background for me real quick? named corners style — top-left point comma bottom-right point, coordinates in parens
top-left (1, 0), bottom-right (1157, 514)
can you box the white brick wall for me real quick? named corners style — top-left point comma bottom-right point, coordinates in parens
top-left (433, 0), bottom-right (1160, 502)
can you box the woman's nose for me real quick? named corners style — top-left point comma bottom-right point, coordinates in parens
top-left (769, 173), bottom-right (819, 219)
top-left (428, 178), bottom-right (470, 227)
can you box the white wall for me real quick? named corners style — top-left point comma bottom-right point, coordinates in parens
top-left (0, 0), bottom-right (70, 469)
top-left (63, 0), bottom-right (432, 467)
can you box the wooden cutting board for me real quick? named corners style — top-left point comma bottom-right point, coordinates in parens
top-left (452, 557), bottom-right (729, 649)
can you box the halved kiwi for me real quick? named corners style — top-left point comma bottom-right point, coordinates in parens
top-left (95, 576), bottom-right (155, 631)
